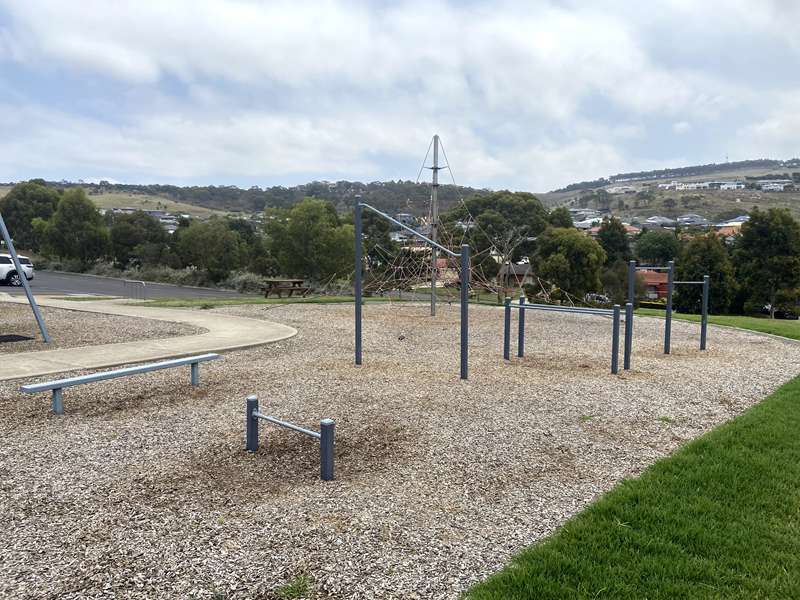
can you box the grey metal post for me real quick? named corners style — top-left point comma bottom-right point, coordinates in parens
top-left (611, 304), bottom-right (620, 374)
top-left (354, 203), bottom-right (363, 365)
top-left (52, 388), bottom-right (64, 415)
top-left (0, 212), bottom-right (51, 343)
top-left (701, 275), bottom-right (709, 350)
top-left (246, 395), bottom-right (259, 452)
top-left (627, 260), bottom-right (636, 304)
top-left (664, 260), bottom-right (674, 354)
top-left (320, 418), bottom-right (335, 481)
top-left (460, 244), bottom-right (469, 380)
top-left (190, 362), bottom-right (199, 386)
top-left (517, 295), bottom-right (526, 358)
top-left (503, 297), bottom-right (511, 360)
top-left (430, 134), bottom-right (439, 317)
top-left (624, 302), bottom-right (633, 370)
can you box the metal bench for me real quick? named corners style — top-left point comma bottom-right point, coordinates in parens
top-left (20, 353), bottom-right (221, 415)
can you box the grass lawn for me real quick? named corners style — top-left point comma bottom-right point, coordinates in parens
top-left (637, 307), bottom-right (800, 342)
top-left (467, 318), bottom-right (800, 599)
top-left (88, 191), bottom-right (228, 218)
top-left (140, 295), bottom-right (405, 308)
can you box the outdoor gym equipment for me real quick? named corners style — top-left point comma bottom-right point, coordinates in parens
top-left (628, 260), bottom-right (710, 354)
top-left (0, 212), bottom-right (50, 343)
top-left (354, 202), bottom-right (471, 379)
top-left (503, 297), bottom-right (625, 374)
top-left (245, 395), bottom-right (335, 481)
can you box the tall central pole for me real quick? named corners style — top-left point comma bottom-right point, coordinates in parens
top-left (430, 134), bottom-right (439, 317)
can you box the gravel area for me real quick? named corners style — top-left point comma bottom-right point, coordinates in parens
top-left (0, 302), bottom-right (203, 353)
top-left (1, 302), bottom-right (799, 599)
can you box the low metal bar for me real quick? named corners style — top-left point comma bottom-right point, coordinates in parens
top-left (360, 203), bottom-right (459, 257)
top-left (52, 388), bottom-right (63, 415)
top-left (517, 295), bottom-right (525, 358)
top-left (460, 244), bottom-right (469, 380)
top-left (635, 266), bottom-right (672, 271)
top-left (664, 260), bottom-right (674, 354)
top-left (624, 302), bottom-right (633, 370)
top-left (320, 419), bottom-right (335, 481)
top-left (701, 275), bottom-right (709, 350)
top-left (673, 281), bottom-right (704, 285)
top-left (246, 395), bottom-right (259, 451)
top-left (253, 412), bottom-right (322, 439)
top-left (503, 297), bottom-right (511, 360)
top-left (611, 305), bottom-right (620, 374)
top-left (513, 304), bottom-right (613, 316)
top-left (190, 362), bottom-right (200, 386)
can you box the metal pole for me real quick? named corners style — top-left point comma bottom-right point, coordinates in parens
top-left (320, 418), bottom-right (335, 481)
top-left (612, 304), bottom-right (620, 374)
top-left (460, 245), bottom-right (469, 380)
top-left (503, 297), bottom-right (511, 360)
top-left (190, 362), bottom-right (199, 386)
top-left (664, 260), bottom-right (674, 354)
top-left (517, 295), bottom-right (526, 358)
top-left (627, 260), bottom-right (636, 304)
top-left (354, 203), bottom-right (362, 365)
top-left (431, 134), bottom-right (439, 317)
top-left (701, 275), bottom-right (709, 350)
top-left (246, 395), bottom-right (259, 452)
top-left (0, 212), bottom-right (51, 343)
top-left (624, 302), bottom-right (633, 370)
top-left (52, 388), bottom-right (64, 415)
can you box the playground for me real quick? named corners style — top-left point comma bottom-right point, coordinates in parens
top-left (2, 300), bottom-right (799, 599)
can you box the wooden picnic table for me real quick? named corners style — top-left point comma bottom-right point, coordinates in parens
top-left (261, 278), bottom-right (311, 298)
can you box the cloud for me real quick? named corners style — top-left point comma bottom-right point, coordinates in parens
top-left (0, 0), bottom-right (798, 190)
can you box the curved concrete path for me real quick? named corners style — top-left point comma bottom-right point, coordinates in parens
top-left (0, 295), bottom-right (297, 381)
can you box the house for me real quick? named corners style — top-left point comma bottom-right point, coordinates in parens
top-left (497, 263), bottom-right (534, 289)
top-left (677, 214), bottom-right (710, 227)
top-left (644, 215), bottom-right (677, 228)
top-left (639, 270), bottom-right (669, 299)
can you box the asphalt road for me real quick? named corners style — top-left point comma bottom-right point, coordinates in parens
top-left (1, 270), bottom-right (257, 300)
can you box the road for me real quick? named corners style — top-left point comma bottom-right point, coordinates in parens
top-left (2, 270), bottom-right (258, 300)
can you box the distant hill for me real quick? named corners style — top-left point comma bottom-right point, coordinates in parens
top-left (552, 158), bottom-right (800, 193)
top-left (13, 179), bottom-right (491, 217)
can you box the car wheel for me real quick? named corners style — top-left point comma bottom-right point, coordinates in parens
top-left (7, 271), bottom-right (22, 287)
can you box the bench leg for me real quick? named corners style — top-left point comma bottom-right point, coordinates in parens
top-left (52, 388), bottom-right (64, 415)
top-left (190, 362), bottom-right (199, 386)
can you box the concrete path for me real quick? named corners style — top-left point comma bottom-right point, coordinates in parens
top-left (0, 295), bottom-right (297, 381)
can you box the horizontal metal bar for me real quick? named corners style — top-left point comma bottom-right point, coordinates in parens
top-left (635, 266), bottom-right (671, 271)
top-left (513, 303), bottom-right (614, 316)
top-left (673, 281), bottom-right (704, 284)
top-left (252, 411), bottom-right (321, 439)
top-left (359, 202), bottom-right (459, 257)
top-left (20, 353), bottom-right (220, 393)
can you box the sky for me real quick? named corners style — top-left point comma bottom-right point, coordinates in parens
top-left (1, 0), bottom-right (799, 192)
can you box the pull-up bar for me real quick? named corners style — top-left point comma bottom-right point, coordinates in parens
top-left (354, 202), bottom-right (470, 379)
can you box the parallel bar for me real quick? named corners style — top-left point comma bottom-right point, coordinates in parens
top-left (611, 304), bottom-right (620, 374)
top-left (624, 302), bottom-right (633, 370)
top-left (20, 353), bottom-right (220, 393)
top-left (320, 419), bottom-right (335, 481)
top-left (635, 266), bottom-right (672, 271)
top-left (360, 203), bottom-right (459, 257)
top-left (190, 362), bottom-right (200, 386)
top-left (503, 297), bottom-right (511, 360)
top-left (460, 244), bottom-right (469, 380)
top-left (253, 412), bottom-right (322, 439)
top-left (674, 281), bottom-right (704, 285)
top-left (517, 295), bottom-right (526, 358)
top-left (515, 305), bottom-right (613, 316)
top-left (52, 388), bottom-right (64, 415)
top-left (354, 203), bottom-right (363, 366)
top-left (0, 212), bottom-right (51, 343)
top-left (700, 275), bottom-right (709, 350)
top-left (246, 395), bottom-right (259, 452)
top-left (664, 260), bottom-right (674, 354)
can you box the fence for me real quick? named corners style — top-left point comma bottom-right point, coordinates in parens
top-left (245, 395), bottom-right (335, 481)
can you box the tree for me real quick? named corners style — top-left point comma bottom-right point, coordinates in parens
top-left (41, 189), bottom-right (109, 264)
top-left (175, 218), bottom-right (247, 282)
top-left (635, 230), bottom-right (680, 265)
top-left (266, 198), bottom-right (354, 281)
top-left (596, 216), bottom-right (631, 265)
top-left (0, 180), bottom-right (61, 251)
top-left (734, 208), bottom-right (800, 317)
top-left (674, 234), bottom-right (736, 314)
top-left (532, 227), bottom-right (606, 298)
top-left (547, 206), bottom-right (573, 228)
top-left (110, 211), bottom-right (168, 267)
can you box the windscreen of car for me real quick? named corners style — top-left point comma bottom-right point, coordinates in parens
top-left (19, 258), bottom-right (32, 265)
top-left (0, 256), bottom-right (11, 264)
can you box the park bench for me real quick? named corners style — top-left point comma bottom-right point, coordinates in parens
top-left (261, 278), bottom-right (311, 298)
top-left (20, 353), bottom-right (220, 415)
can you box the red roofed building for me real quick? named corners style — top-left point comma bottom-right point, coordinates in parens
top-left (639, 270), bottom-right (669, 299)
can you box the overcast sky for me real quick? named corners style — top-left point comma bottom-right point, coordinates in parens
top-left (1, 0), bottom-right (798, 192)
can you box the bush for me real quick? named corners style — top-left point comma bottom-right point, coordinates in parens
top-left (221, 270), bottom-right (265, 293)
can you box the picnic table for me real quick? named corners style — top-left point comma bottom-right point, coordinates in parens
top-left (261, 278), bottom-right (311, 298)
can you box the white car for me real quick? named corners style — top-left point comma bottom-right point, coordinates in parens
top-left (0, 253), bottom-right (35, 286)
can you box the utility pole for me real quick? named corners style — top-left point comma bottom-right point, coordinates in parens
top-left (430, 134), bottom-right (440, 316)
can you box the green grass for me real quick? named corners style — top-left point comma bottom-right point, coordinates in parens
top-left (636, 308), bottom-right (800, 341)
top-left (88, 191), bottom-right (228, 218)
top-left (50, 295), bottom-right (118, 302)
top-left (275, 575), bottom-right (312, 599)
top-left (466, 375), bottom-right (800, 599)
